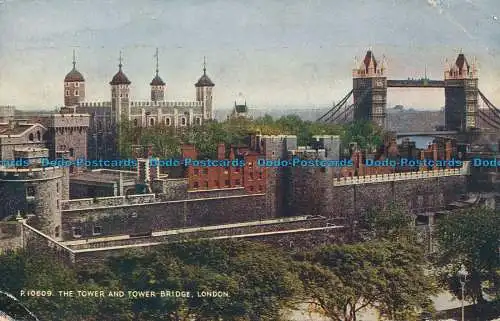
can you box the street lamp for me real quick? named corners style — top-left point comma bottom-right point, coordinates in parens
top-left (457, 264), bottom-right (468, 321)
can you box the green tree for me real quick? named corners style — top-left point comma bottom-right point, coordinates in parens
top-left (434, 206), bottom-right (500, 303)
top-left (341, 120), bottom-right (384, 151)
top-left (294, 241), bottom-right (436, 321)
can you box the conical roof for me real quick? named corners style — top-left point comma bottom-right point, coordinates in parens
top-left (110, 64), bottom-right (131, 85)
top-left (150, 74), bottom-right (165, 86)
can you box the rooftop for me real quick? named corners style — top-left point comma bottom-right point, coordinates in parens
top-left (0, 123), bottom-right (38, 136)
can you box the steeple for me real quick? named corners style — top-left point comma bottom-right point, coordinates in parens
top-left (110, 51), bottom-right (131, 85)
top-left (195, 56), bottom-right (215, 87)
top-left (150, 48), bottom-right (166, 86)
top-left (64, 49), bottom-right (84, 82)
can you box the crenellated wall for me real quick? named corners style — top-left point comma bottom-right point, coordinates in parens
top-left (289, 163), bottom-right (469, 219)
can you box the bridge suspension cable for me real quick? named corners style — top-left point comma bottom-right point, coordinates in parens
top-left (317, 90), bottom-right (353, 122)
top-left (478, 90), bottom-right (500, 118)
top-left (328, 87), bottom-right (371, 124)
top-left (478, 110), bottom-right (500, 130)
top-left (325, 88), bottom-right (371, 123)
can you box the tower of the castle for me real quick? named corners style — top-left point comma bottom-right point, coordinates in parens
top-left (352, 50), bottom-right (387, 128)
top-left (444, 52), bottom-right (478, 131)
top-left (150, 48), bottom-right (166, 102)
top-left (110, 52), bottom-right (131, 122)
top-left (64, 50), bottom-right (85, 107)
top-left (195, 57), bottom-right (215, 120)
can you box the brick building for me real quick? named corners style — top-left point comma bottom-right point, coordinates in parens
top-left (182, 143), bottom-right (266, 194)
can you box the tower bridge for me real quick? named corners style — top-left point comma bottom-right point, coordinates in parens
top-left (318, 50), bottom-right (500, 135)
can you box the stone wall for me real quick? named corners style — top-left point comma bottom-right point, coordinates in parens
top-left (0, 222), bottom-right (22, 253)
top-left (61, 194), bottom-right (266, 240)
top-left (71, 225), bottom-right (348, 267)
top-left (0, 167), bottom-right (66, 239)
top-left (152, 179), bottom-right (188, 199)
top-left (290, 170), bottom-right (468, 219)
top-left (63, 216), bottom-right (335, 250)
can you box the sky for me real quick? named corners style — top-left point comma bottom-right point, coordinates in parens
top-left (0, 0), bottom-right (499, 111)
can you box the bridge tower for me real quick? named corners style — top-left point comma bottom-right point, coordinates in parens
top-left (352, 50), bottom-right (387, 128)
top-left (444, 53), bottom-right (478, 131)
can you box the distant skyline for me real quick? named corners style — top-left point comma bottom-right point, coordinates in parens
top-left (0, 0), bottom-right (499, 111)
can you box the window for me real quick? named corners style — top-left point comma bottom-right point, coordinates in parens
top-left (224, 180), bottom-right (230, 187)
top-left (28, 133), bottom-right (34, 141)
top-left (417, 196), bottom-right (424, 207)
top-left (196, 118), bottom-right (201, 125)
top-left (72, 227), bottom-right (82, 238)
top-left (259, 171), bottom-right (263, 179)
top-left (166, 118), bottom-right (171, 126)
top-left (235, 179), bottom-right (241, 185)
top-left (57, 182), bottom-right (59, 193)
top-left (235, 167), bottom-right (240, 173)
top-left (193, 182), bottom-right (199, 188)
top-left (55, 226), bottom-right (60, 238)
top-left (93, 225), bottom-right (102, 235)
top-left (74, 90), bottom-right (79, 96)
top-left (258, 185), bottom-right (263, 191)
top-left (204, 181), bottom-right (208, 188)
top-left (150, 118), bottom-right (155, 126)
top-left (26, 186), bottom-right (35, 197)
top-left (133, 119), bottom-right (138, 127)
top-left (57, 200), bottom-right (59, 209)
top-left (66, 90), bottom-right (70, 96)
top-left (181, 117), bottom-right (186, 126)
top-left (69, 148), bottom-right (74, 157)
top-left (36, 131), bottom-right (41, 141)
top-left (202, 168), bottom-right (208, 175)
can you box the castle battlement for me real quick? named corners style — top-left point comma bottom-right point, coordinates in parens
top-left (129, 101), bottom-right (203, 108)
top-left (0, 166), bottom-right (66, 180)
top-left (49, 114), bottom-right (90, 128)
top-left (78, 102), bottom-right (112, 108)
top-left (333, 162), bottom-right (469, 186)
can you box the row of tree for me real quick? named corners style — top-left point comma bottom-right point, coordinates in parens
top-left (1, 207), bottom-right (497, 320)
top-left (117, 116), bottom-right (384, 159)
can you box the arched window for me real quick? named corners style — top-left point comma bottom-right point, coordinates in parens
top-left (36, 131), bottom-right (41, 141)
top-left (28, 133), bottom-right (34, 141)
top-left (166, 118), bottom-right (171, 126)
top-left (65, 90), bottom-right (70, 96)
top-left (181, 117), bottom-right (186, 126)
top-left (133, 119), bottom-right (138, 126)
top-left (150, 118), bottom-right (155, 126)
top-left (74, 90), bottom-right (79, 96)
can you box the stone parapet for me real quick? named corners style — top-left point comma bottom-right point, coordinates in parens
top-left (333, 163), bottom-right (469, 186)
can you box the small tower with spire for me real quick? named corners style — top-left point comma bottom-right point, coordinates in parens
top-left (195, 56), bottom-right (215, 120)
top-left (64, 49), bottom-right (85, 107)
top-left (150, 48), bottom-right (166, 102)
top-left (110, 51), bottom-right (132, 123)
